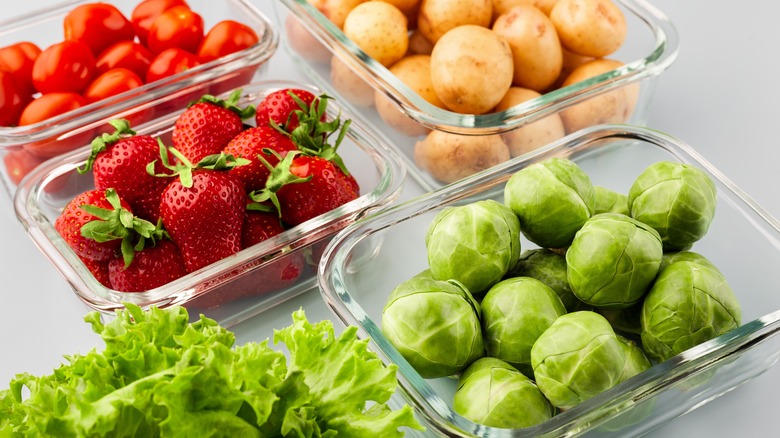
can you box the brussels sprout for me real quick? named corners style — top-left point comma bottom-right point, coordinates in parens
top-left (597, 301), bottom-right (644, 337)
top-left (481, 277), bottom-right (567, 376)
top-left (594, 185), bottom-right (629, 215)
top-left (567, 213), bottom-right (663, 308)
top-left (426, 199), bottom-right (521, 294)
top-left (531, 311), bottom-right (642, 409)
top-left (382, 270), bottom-right (484, 378)
top-left (504, 157), bottom-right (595, 249)
top-left (509, 248), bottom-right (589, 312)
top-left (454, 357), bottom-right (555, 429)
top-left (628, 161), bottom-right (717, 251)
top-left (616, 335), bottom-right (652, 380)
top-left (659, 250), bottom-right (718, 272)
top-left (641, 261), bottom-right (741, 363)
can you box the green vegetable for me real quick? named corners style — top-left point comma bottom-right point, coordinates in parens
top-left (593, 186), bottom-right (629, 215)
top-left (0, 304), bottom-right (422, 437)
top-left (509, 248), bottom-right (589, 312)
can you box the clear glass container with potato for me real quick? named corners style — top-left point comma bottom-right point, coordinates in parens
top-left (275, 0), bottom-right (679, 190)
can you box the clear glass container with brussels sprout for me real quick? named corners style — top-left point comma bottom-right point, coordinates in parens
top-left (320, 125), bottom-right (780, 437)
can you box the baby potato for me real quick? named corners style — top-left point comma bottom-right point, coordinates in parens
top-left (408, 29), bottom-right (434, 55)
top-left (343, 1), bottom-right (409, 67)
top-left (494, 87), bottom-right (565, 157)
top-left (414, 130), bottom-right (510, 183)
top-left (285, 14), bottom-right (331, 64)
top-left (330, 56), bottom-right (376, 107)
top-left (418, 0), bottom-right (493, 45)
top-left (558, 58), bottom-right (639, 133)
top-left (320, 0), bottom-right (366, 29)
top-left (377, 0), bottom-right (421, 16)
top-left (549, 47), bottom-right (595, 90)
top-left (492, 5), bottom-right (562, 92)
top-left (491, 0), bottom-right (559, 20)
top-left (550, 0), bottom-right (627, 57)
top-left (430, 25), bottom-right (514, 115)
top-left (375, 55), bottom-right (445, 137)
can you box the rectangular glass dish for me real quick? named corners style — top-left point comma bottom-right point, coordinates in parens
top-left (0, 0), bottom-right (279, 197)
top-left (319, 124), bottom-right (780, 437)
top-left (275, 0), bottom-right (679, 191)
top-left (13, 80), bottom-right (406, 328)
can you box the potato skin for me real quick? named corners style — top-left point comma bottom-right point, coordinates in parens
top-left (430, 25), bottom-right (514, 115)
top-left (418, 0), bottom-right (493, 45)
top-left (414, 130), bottom-right (510, 183)
top-left (343, 1), bottom-right (409, 67)
top-left (550, 0), bottom-right (627, 57)
top-left (494, 87), bottom-right (565, 157)
top-left (330, 56), bottom-right (376, 108)
top-left (491, 0), bottom-right (559, 19)
top-left (320, 0), bottom-right (367, 29)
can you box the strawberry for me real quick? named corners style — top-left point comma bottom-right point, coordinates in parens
top-left (242, 201), bottom-right (287, 249)
top-left (172, 89), bottom-right (256, 164)
top-left (108, 239), bottom-right (187, 292)
top-left (223, 125), bottom-right (298, 192)
top-left (155, 146), bottom-right (249, 273)
top-left (80, 256), bottom-right (111, 288)
top-left (79, 119), bottom-right (173, 222)
top-left (255, 88), bottom-right (319, 132)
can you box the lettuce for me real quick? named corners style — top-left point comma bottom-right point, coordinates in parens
top-left (0, 304), bottom-right (423, 437)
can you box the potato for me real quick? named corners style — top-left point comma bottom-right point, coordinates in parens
top-left (430, 25), bottom-right (513, 115)
top-left (320, 0), bottom-right (366, 29)
top-left (558, 58), bottom-right (639, 133)
top-left (377, 0), bottom-right (421, 16)
top-left (491, 0), bottom-right (559, 19)
top-left (549, 47), bottom-right (594, 90)
top-left (343, 1), bottom-right (409, 67)
top-left (375, 55), bottom-right (445, 136)
top-left (408, 29), bottom-right (434, 55)
top-left (492, 5), bottom-right (562, 92)
top-left (494, 87), bottom-right (565, 157)
top-left (330, 56), bottom-right (376, 107)
top-left (550, 0), bottom-right (627, 57)
top-left (285, 14), bottom-right (331, 64)
top-left (418, 0), bottom-right (493, 45)
top-left (414, 130), bottom-right (510, 183)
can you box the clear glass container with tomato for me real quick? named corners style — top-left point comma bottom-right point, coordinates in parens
top-left (0, 0), bottom-right (279, 197)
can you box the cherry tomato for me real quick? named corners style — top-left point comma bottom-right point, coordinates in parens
top-left (0, 42), bottom-right (41, 97)
top-left (0, 70), bottom-right (31, 126)
top-left (63, 3), bottom-right (135, 57)
top-left (146, 5), bottom-right (204, 55)
top-left (3, 148), bottom-right (45, 186)
top-left (19, 93), bottom-right (94, 158)
top-left (83, 68), bottom-right (144, 104)
top-left (96, 41), bottom-right (153, 80)
top-left (145, 47), bottom-right (200, 83)
top-left (32, 41), bottom-right (96, 94)
top-left (197, 20), bottom-right (259, 63)
top-left (131, 0), bottom-right (190, 46)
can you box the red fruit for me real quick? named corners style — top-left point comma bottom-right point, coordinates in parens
top-left (145, 47), bottom-right (200, 83)
top-left (0, 42), bottom-right (41, 97)
top-left (146, 5), bottom-right (204, 55)
top-left (160, 169), bottom-right (246, 273)
top-left (0, 70), bottom-right (30, 127)
top-left (241, 205), bottom-right (286, 248)
top-left (255, 88), bottom-right (318, 132)
top-left (108, 239), bottom-right (187, 292)
top-left (63, 3), bottom-right (135, 57)
top-left (80, 119), bottom-right (173, 222)
top-left (95, 41), bottom-right (153, 79)
top-left (223, 125), bottom-right (298, 192)
top-left (32, 40), bottom-right (96, 94)
top-left (131, 0), bottom-right (191, 47)
top-left (83, 68), bottom-right (145, 104)
top-left (3, 148), bottom-right (45, 186)
top-left (172, 89), bottom-right (255, 164)
top-left (54, 189), bottom-right (133, 262)
top-left (80, 256), bottom-right (111, 288)
top-left (197, 20), bottom-right (259, 63)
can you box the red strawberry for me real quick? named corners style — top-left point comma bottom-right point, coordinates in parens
top-left (80, 256), bottom-right (111, 288)
top-left (79, 119), bottom-right (173, 222)
top-left (108, 239), bottom-right (187, 292)
top-left (172, 89), bottom-right (255, 163)
top-left (223, 125), bottom-right (298, 192)
top-left (242, 202), bottom-right (287, 248)
top-left (256, 88), bottom-right (319, 132)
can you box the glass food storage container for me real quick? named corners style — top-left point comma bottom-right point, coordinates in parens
top-left (319, 124), bottom-right (780, 437)
top-left (14, 80), bottom-right (406, 328)
top-left (0, 0), bottom-right (279, 198)
top-left (274, 0), bottom-right (679, 191)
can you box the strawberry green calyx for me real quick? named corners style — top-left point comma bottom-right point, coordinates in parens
top-left (250, 150), bottom-right (311, 216)
top-left (78, 119), bottom-right (136, 174)
top-left (193, 88), bottom-right (256, 120)
top-left (79, 188), bottom-right (162, 267)
top-left (147, 139), bottom-right (249, 188)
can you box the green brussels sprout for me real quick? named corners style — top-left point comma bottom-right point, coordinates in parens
top-left (382, 270), bottom-right (484, 378)
top-left (616, 335), bottom-right (652, 380)
top-left (594, 186), bottom-right (629, 215)
top-left (426, 199), bottom-right (521, 294)
top-left (597, 301), bottom-right (644, 337)
top-left (628, 161), bottom-right (717, 251)
top-left (453, 357), bottom-right (555, 429)
top-left (504, 157), bottom-right (595, 249)
top-left (509, 249), bottom-right (589, 312)
top-left (566, 213), bottom-right (663, 308)
top-left (531, 311), bottom-right (643, 409)
top-left (659, 250), bottom-right (718, 272)
top-left (641, 261), bottom-right (741, 363)
top-left (481, 277), bottom-right (567, 376)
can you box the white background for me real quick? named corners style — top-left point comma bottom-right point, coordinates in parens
top-left (1, 0), bottom-right (778, 436)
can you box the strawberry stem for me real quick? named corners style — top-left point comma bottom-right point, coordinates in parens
top-left (192, 88), bottom-right (256, 120)
top-left (249, 150), bottom-right (311, 216)
top-left (78, 119), bottom-right (136, 174)
top-left (147, 140), bottom-right (249, 189)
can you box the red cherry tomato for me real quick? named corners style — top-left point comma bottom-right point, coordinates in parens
top-left (3, 148), bottom-right (46, 186)
top-left (145, 47), bottom-right (200, 83)
top-left (146, 5), bottom-right (204, 55)
top-left (0, 42), bottom-right (41, 97)
top-left (197, 20), bottom-right (259, 63)
top-left (0, 71), bottom-right (31, 126)
top-left (63, 3), bottom-right (135, 57)
top-left (19, 93), bottom-right (94, 158)
top-left (131, 0), bottom-right (190, 46)
top-left (96, 41), bottom-right (153, 80)
top-left (83, 68), bottom-right (144, 104)
top-left (32, 41), bottom-right (96, 94)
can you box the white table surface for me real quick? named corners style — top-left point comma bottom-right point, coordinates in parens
top-left (1, 1), bottom-right (778, 436)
